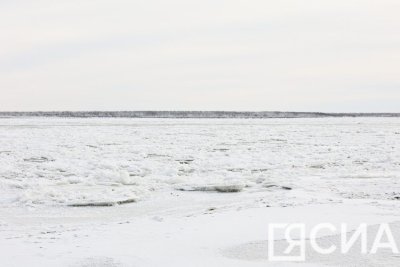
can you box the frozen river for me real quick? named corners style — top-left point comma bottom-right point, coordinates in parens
top-left (1, 117), bottom-right (399, 207)
top-left (1, 117), bottom-right (400, 266)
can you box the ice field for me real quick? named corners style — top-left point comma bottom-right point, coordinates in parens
top-left (1, 117), bottom-right (400, 266)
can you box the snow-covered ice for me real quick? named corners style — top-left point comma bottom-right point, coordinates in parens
top-left (0, 117), bottom-right (400, 266)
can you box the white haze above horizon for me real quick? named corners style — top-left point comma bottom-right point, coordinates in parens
top-left (0, 0), bottom-right (399, 112)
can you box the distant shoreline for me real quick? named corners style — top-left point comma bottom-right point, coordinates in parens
top-left (1, 111), bottom-right (400, 119)
top-left (0, 111), bottom-right (400, 118)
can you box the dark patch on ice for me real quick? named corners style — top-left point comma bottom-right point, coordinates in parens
top-left (251, 168), bottom-right (269, 173)
top-left (309, 164), bottom-right (325, 169)
top-left (176, 159), bottom-right (194, 165)
top-left (263, 184), bottom-right (292, 190)
top-left (227, 168), bottom-right (245, 172)
top-left (23, 157), bottom-right (54, 163)
top-left (129, 172), bottom-right (146, 177)
top-left (263, 184), bottom-right (278, 188)
top-left (86, 145), bottom-right (98, 148)
top-left (178, 168), bottom-right (195, 176)
top-left (68, 198), bottom-right (136, 207)
top-left (391, 192), bottom-right (400, 200)
top-left (177, 185), bottom-right (243, 193)
top-left (116, 198), bottom-right (137, 205)
top-left (208, 185), bottom-right (243, 193)
top-left (213, 148), bottom-right (230, 152)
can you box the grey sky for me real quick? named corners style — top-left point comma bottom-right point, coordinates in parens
top-left (1, 0), bottom-right (399, 112)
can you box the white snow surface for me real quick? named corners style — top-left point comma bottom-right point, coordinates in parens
top-left (1, 117), bottom-right (400, 266)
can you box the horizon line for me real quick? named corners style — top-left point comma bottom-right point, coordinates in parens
top-left (1, 111), bottom-right (400, 118)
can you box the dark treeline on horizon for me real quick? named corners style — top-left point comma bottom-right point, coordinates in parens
top-left (0, 111), bottom-right (399, 118)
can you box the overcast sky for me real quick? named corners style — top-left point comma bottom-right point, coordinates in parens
top-left (1, 0), bottom-right (399, 112)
